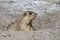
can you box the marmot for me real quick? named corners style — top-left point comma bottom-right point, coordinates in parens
top-left (7, 11), bottom-right (37, 31)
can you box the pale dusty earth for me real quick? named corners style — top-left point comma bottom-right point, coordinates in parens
top-left (0, 0), bottom-right (60, 40)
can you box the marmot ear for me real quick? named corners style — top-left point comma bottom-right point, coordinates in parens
top-left (23, 11), bottom-right (30, 16)
top-left (23, 13), bottom-right (27, 17)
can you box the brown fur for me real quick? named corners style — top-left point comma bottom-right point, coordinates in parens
top-left (7, 11), bottom-right (37, 31)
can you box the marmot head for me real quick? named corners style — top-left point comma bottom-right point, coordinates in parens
top-left (22, 11), bottom-right (37, 21)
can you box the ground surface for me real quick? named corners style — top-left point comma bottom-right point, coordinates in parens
top-left (0, 0), bottom-right (60, 40)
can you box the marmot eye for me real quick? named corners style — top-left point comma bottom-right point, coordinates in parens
top-left (30, 13), bottom-right (32, 15)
